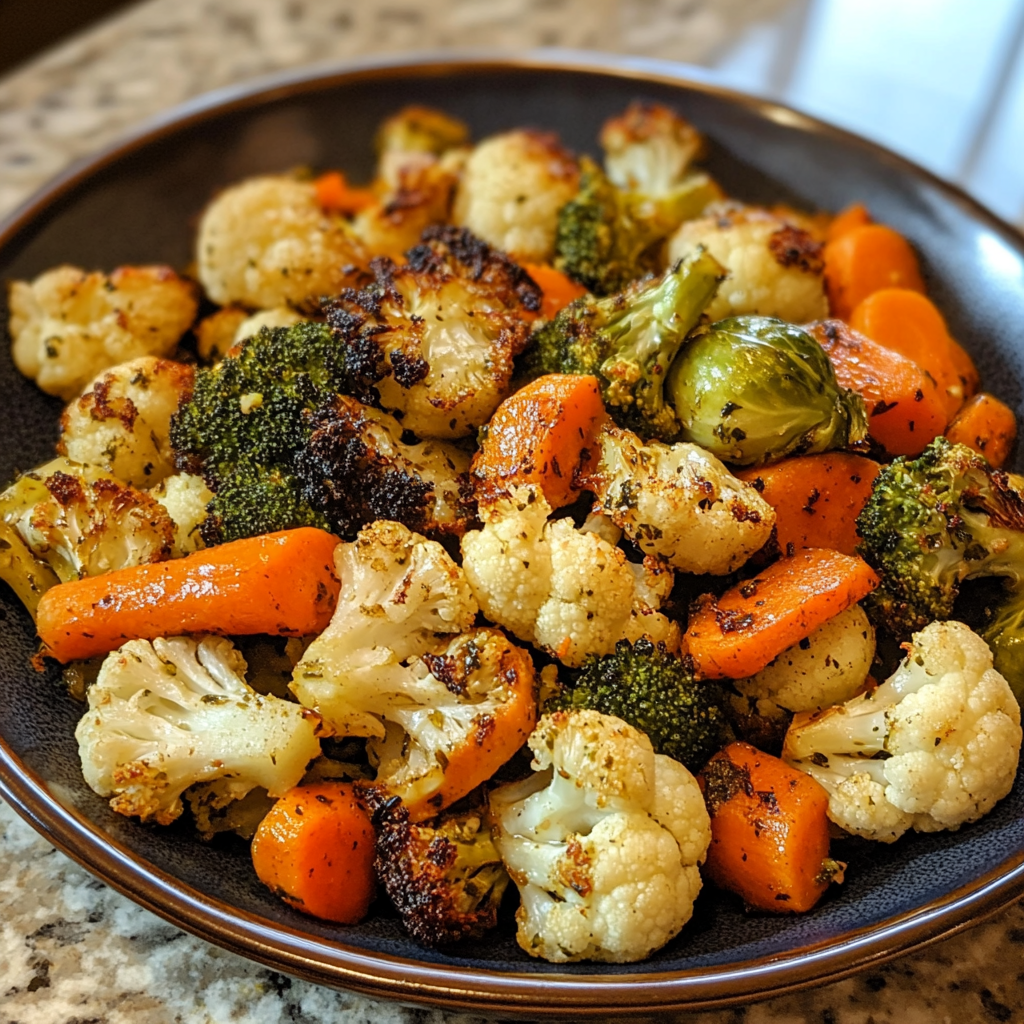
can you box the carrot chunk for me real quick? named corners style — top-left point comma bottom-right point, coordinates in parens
top-left (699, 742), bottom-right (839, 913)
top-left (849, 288), bottom-right (967, 418)
top-left (736, 454), bottom-right (881, 557)
top-left (251, 782), bottom-right (376, 923)
top-left (946, 392), bottom-right (1018, 468)
top-left (826, 202), bottom-right (871, 243)
top-left (36, 527), bottom-right (340, 663)
top-left (810, 319), bottom-right (948, 456)
top-left (471, 374), bottom-right (606, 508)
top-left (823, 224), bottom-right (925, 320)
top-left (314, 170), bottom-right (376, 215)
top-left (685, 548), bottom-right (879, 680)
top-left (521, 263), bottom-right (588, 320)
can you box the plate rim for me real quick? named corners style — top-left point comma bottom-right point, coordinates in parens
top-left (1, 49), bottom-right (1023, 1015)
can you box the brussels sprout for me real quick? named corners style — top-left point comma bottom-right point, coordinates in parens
top-left (666, 315), bottom-right (868, 466)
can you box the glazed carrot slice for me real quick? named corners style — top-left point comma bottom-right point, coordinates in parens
top-left (685, 548), bottom-right (879, 680)
top-left (946, 392), bottom-right (1018, 468)
top-left (521, 263), bottom-right (588, 320)
top-left (699, 742), bottom-right (840, 913)
top-left (471, 374), bottom-right (606, 508)
top-left (810, 319), bottom-right (948, 456)
top-left (823, 224), bottom-right (925, 320)
top-left (36, 527), bottom-right (340, 663)
top-left (736, 454), bottom-right (881, 557)
top-left (948, 336), bottom-right (981, 403)
top-left (849, 288), bottom-right (966, 418)
top-left (826, 202), bottom-right (871, 243)
top-left (314, 170), bottom-right (376, 215)
top-left (251, 782), bottom-right (376, 923)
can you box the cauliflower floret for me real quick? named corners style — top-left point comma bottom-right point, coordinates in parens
top-left (59, 357), bottom-right (194, 488)
top-left (291, 519), bottom-right (479, 733)
top-left (233, 306), bottom-right (305, 344)
top-left (196, 175), bottom-right (368, 310)
top-left (9, 265), bottom-right (198, 401)
top-left (586, 423), bottom-right (775, 575)
top-left (461, 486), bottom-right (679, 667)
top-left (327, 225), bottom-right (540, 438)
top-left (667, 204), bottom-right (827, 323)
top-left (453, 130), bottom-right (579, 262)
top-left (75, 635), bottom-right (320, 825)
top-left (783, 620), bottom-right (1022, 842)
top-left (490, 709), bottom-right (710, 963)
top-left (290, 520), bottom-right (536, 817)
top-left (0, 457), bottom-right (173, 583)
top-left (149, 473), bottom-right (213, 555)
top-left (375, 105), bottom-right (470, 189)
top-left (194, 306), bottom-right (248, 362)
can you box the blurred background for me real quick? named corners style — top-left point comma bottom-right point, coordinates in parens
top-left (0, 0), bottom-right (1021, 223)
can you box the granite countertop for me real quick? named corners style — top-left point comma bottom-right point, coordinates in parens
top-left (1, 1), bottom-right (1022, 1021)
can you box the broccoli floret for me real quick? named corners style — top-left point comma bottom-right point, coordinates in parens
top-left (857, 437), bottom-right (1024, 697)
top-left (525, 249), bottom-right (724, 440)
top-left (554, 157), bottom-right (718, 296)
top-left (170, 320), bottom-right (385, 543)
top-left (372, 796), bottom-right (510, 947)
top-left (546, 637), bottom-right (729, 772)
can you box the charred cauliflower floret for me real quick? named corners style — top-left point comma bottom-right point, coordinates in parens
top-left (783, 620), bottom-right (1022, 842)
top-left (372, 796), bottom-right (510, 947)
top-left (326, 226), bottom-right (541, 438)
top-left (585, 423), bottom-right (775, 575)
top-left (461, 485), bottom-right (679, 666)
top-left (194, 306), bottom-right (248, 363)
top-left (75, 635), bottom-right (321, 825)
top-left (375, 105), bottom-right (470, 188)
top-left (149, 473), bottom-right (213, 555)
top-left (0, 457), bottom-right (173, 586)
top-left (294, 394), bottom-right (472, 538)
top-left (490, 709), bottom-right (710, 963)
top-left (9, 265), bottom-right (198, 401)
top-left (196, 175), bottom-right (368, 310)
top-left (290, 521), bottom-right (537, 818)
top-left (453, 129), bottom-right (579, 263)
top-left (667, 204), bottom-right (828, 323)
top-left (59, 357), bottom-right (194, 489)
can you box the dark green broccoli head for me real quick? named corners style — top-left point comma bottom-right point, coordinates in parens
top-left (371, 796), bottom-right (509, 947)
top-left (171, 320), bottom-right (386, 543)
top-left (857, 437), bottom-right (1024, 694)
top-left (525, 248), bottom-right (724, 440)
top-left (554, 157), bottom-right (720, 297)
top-left (546, 637), bottom-right (730, 772)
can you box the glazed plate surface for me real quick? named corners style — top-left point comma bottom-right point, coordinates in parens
top-left (1, 54), bottom-right (1023, 1015)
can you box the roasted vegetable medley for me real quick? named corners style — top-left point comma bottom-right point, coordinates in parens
top-left (5, 102), bottom-right (1023, 965)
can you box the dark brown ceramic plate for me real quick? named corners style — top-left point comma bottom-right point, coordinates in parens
top-left (1, 53), bottom-right (1024, 1016)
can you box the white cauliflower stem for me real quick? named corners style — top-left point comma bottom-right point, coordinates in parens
top-left (783, 620), bottom-right (1022, 842)
top-left (75, 635), bottom-right (321, 825)
top-left (490, 709), bottom-right (710, 963)
top-left (9, 265), bottom-right (197, 400)
top-left (461, 486), bottom-right (679, 666)
top-left (587, 424), bottom-right (775, 575)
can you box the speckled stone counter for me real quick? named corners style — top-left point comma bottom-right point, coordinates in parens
top-left (1, 1), bottom-right (1022, 1021)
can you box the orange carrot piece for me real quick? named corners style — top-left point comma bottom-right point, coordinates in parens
top-left (521, 263), bottom-right (588, 320)
top-left (948, 336), bottom-right (980, 402)
top-left (251, 783), bottom-right (376, 923)
top-left (314, 170), bottom-right (376, 215)
top-left (36, 527), bottom-right (340, 664)
top-left (826, 203), bottom-right (871, 243)
top-left (699, 742), bottom-right (839, 913)
top-left (736, 454), bottom-right (881, 557)
top-left (849, 288), bottom-right (966, 418)
top-left (946, 392), bottom-right (1018, 468)
top-left (823, 224), bottom-right (925, 320)
top-left (685, 548), bottom-right (879, 680)
top-left (471, 374), bottom-right (606, 509)
top-left (809, 319), bottom-right (948, 456)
